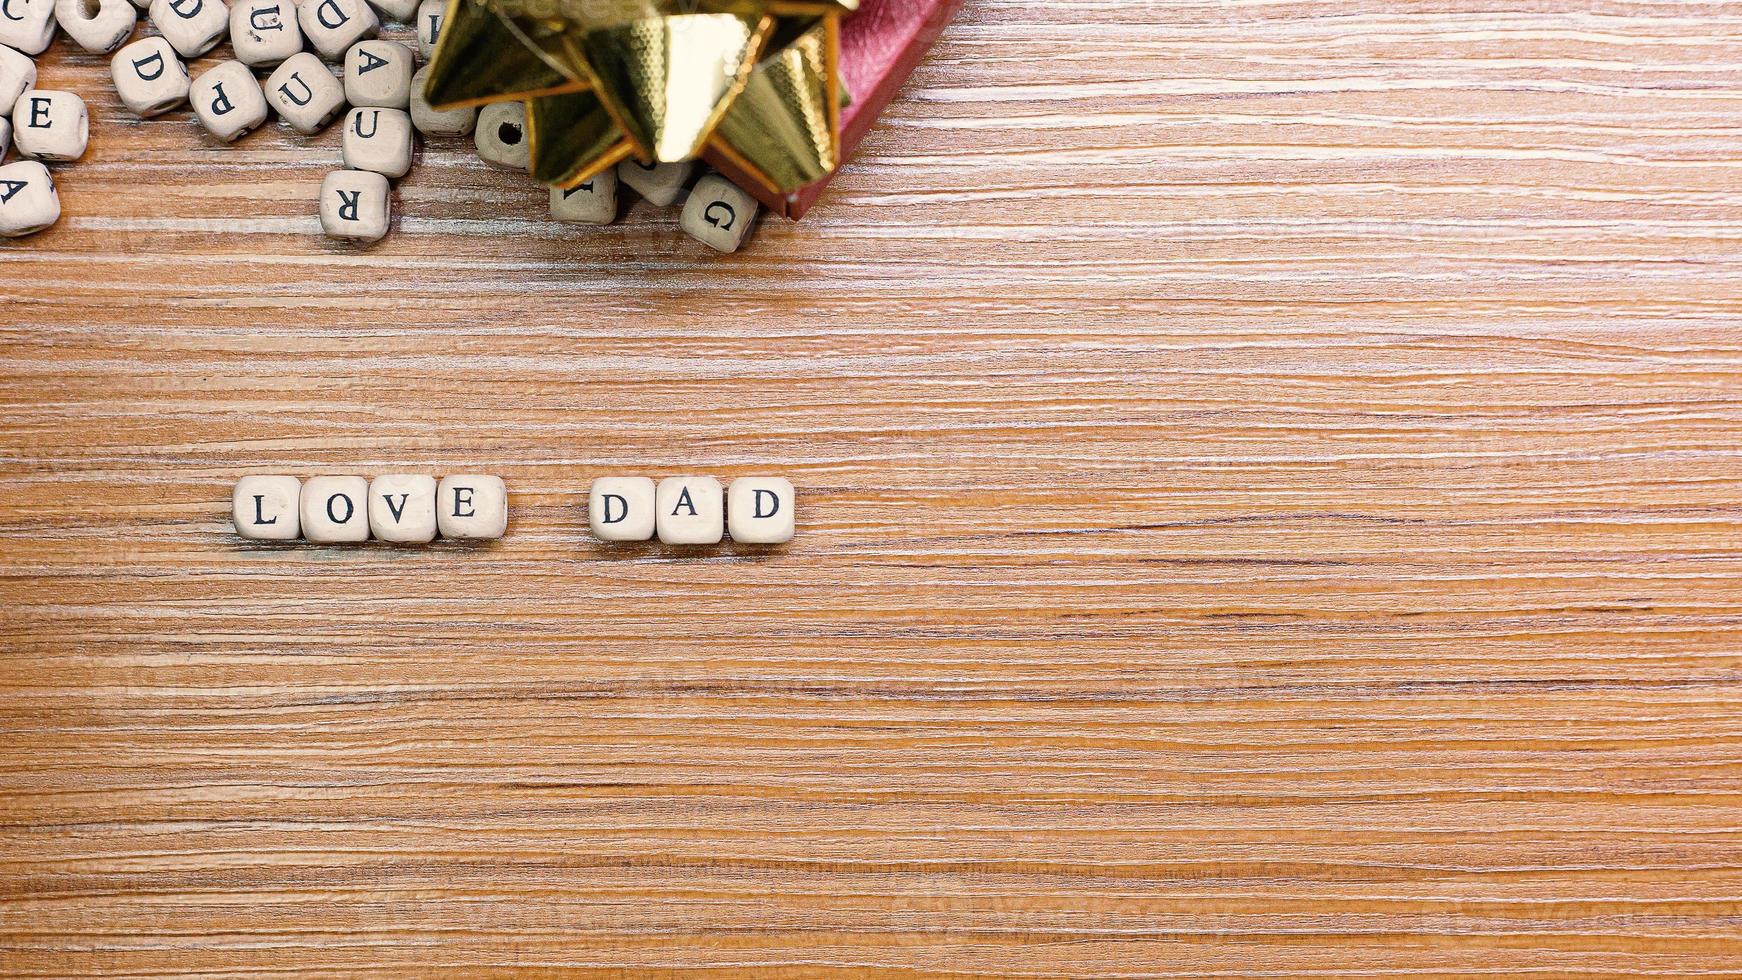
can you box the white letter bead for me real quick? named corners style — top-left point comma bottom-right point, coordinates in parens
top-left (680, 173), bottom-right (759, 254)
top-left (727, 477), bottom-right (794, 544)
top-left (365, 0), bottom-right (414, 20)
top-left (341, 106), bottom-right (411, 178)
top-left (344, 38), bottom-right (411, 108)
top-left (55, 0), bottom-right (137, 53)
top-left (233, 475), bottom-right (301, 540)
top-left (588, 477), bottom-right (655, 542)
top-left (191, 60), bottom-right (267, 141)
top-left (550, 168), bottom-right (617, 224)
top-left (618, 158), bottom-right (694, 207)
top-left (111, 37), bottom-right (189, 117)
top-left (11, 90), bottom-right (87, 162)
top-left (0, 0), bottom-right (54, 55)
top-left (0, 118), bottom-right (9, 161)
top-left (1, 40), bottom-right (40, 110)
top-left (319, 168), bottom-right (389, 241)
top-left (229, 0), bottom-right (300, 67)
top-left (298, 0), bottom-right (375, 61)
top-left (414, 0), bottom-right (439, 56)
top-left (149, 0), bottom-right (230, 58)
top-left (265, 52), bottom-right (344, 134)
top-left (474, 101), bottom-right (527, 169)
top-left (367, 474), bottom-right (436, 543)
top-left (408, 65), bottom-right (473, 135)
top-left (436, 475), bottom-right (506, 540)
top-left (301, 475), bottom-right (370, 543)
top-left (0, 160), bottom-right (58, 237)
top-left (655, 476), bottom-right (723, 545)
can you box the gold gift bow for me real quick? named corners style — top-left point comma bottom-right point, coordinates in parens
top-left (422, 0), bottom-right (853, 196)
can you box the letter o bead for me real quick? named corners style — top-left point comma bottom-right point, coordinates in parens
top-left (436, 475), bottom-right (507, 540)
top-left (300, 475), bottom-right (370, 543)
top-left (588, 476), bottom-right (655, 542)
top-left (655, 476), bottom-right (723, 546)
top-left (232, 475), bottom-right (301, 541)
top-left (727, 477), bottom-right (794, 545)
top-left (111, 37), bottom-right (191, 118)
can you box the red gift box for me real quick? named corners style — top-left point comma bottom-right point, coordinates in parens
top-left (705, 0), bottom-right (964, 220)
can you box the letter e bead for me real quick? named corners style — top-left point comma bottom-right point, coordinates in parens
top-left (12, 91), bottom-right (88, 163)
top-left (368, 474), bottom-right (436, 543)
top-left (301, 475), bottom-right (370, 543)
top-left (727, 477), bottom-right (794, 545)
top-left (655, 476), bottom-right (723, 546)
top-left (192, 60), bottom-right (268, 142)
top-left (112, 37), bottom-right (191, 118)
top-left (588, 476), bottom-right (655, 542)
top-left (436, 475), bottom-right (507, 540)
top-left (233, 475), bottom-right (301, 541)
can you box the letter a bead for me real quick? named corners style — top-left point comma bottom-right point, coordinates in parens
top-left (727, 477), bottom-right (794, 544)
top-left (436, 475), bottom-right (507, 540)
top-left (655, 476), bottom-right (723, 545)
top-left (588, 477), bottom-right (655, 542)
top-left (301, 475), bottom-right (370, 543)
top-left (367, 474), bottom-right (436, 543)
top-left (344, 38), bottom-right (412, 108)
top-left (0, 160), bottom-right (60, 237)
top-left (233, 475), bottom-right (301, 540)
top-left (111, 37), bottom-right (190, 117)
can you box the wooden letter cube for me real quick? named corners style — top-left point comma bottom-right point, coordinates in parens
top-left (229, 0), bottom-right (300, 67)
top-left (414, 0), bottom-right (440, 56)
top-left (474, 101), bottom-right (527, 170)
top-left (364, 0), bottom-right (415, 22)
top-left (588, 476), bottom-right (655, 541)
top-left (436, 475), bottom-right (507, 540)
top-left (680, 173), bottom-right (759, 254)
top-left (265, 52), bottom-right (344, 134)
top-left (408, 65), bottom-right (474, 135)
top-left (727, 477), bottom-right (794, 544)
top-left (0, 0), bottom-right (54, 54)
top-left (112, 37), bottom-right (189, 117)
top-left (0, 44), bottom-right (34, 111)
top-left (148, 0), bottom-right (230, 59)
top-left (298, 0), bottom-right (376, 61)
top-left (191, 60), bottom-right (267, 142)
top-left (55, 0), bottom-right (137, 53)
top-left (344, 38), bottom-right (412, 108)
top-left (0, 160), bottom-right (59, 237)
top-left (319, 168), bottom-right (389, 241)
top-left (341, 106), bottom-right (412, 178)
top-left (549, 169), bottom-right (617, 224)
top-left (12, 90), bottom-right (88, 162)
top-left (655, 476), bottom-right (723, 545)
top-left (0, 118), bottom-right (10, 162)
top-left (368, 474), bottom-right (436, 543)
top-left (618, 159), bottom-right (694, 207)
top-left (233, 475), bottom-right (301, 540)
top-left (301, 475), bottom-right (370, 543)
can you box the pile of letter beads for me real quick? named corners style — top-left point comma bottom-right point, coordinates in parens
top-left (589, 476), bottom-right (794, 545)
top-left (234, 474), bottom-right (507, 543)
top-left (550, 159), bottom-right (764, 254)
top-left (1, 39), bottom-right (85, 237)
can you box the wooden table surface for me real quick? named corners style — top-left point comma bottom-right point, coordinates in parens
top-left (4, 0), bottom-right (1742, 976)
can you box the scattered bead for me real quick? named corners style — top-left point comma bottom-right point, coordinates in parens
top-left (297, 0), bottom-right (374, 61)
top-left (11, 89), bottom-right (86, 161)
top-left (0, 0), bottom-right (55, 56)
top-left (0, 159), bottom-right (59, 236)
top-left (0, 44), bottom-right (37, 111)
top-left (111, 35), bottom-right (188, 116)
top-left (264, 51), bottom-right (344, 134)
top-left (343, 38), bottom-right (411, 108)
top-left (54, 0), bottom-right (137, 54)
top-left (549, 167), bottom-right (617, 224)
top-left (228, 0), bottom-right (299, 67)
top-left (0, 117), bottom-right (9, 162)
top-left (319, 167), bottom-right (389, 241)
top-left (618, 158), bottom-right (694, 207)
top-left (408, 64), bottom-right (472, 135)
top-left (680, 171), bottom-right (758, 254)
top-left (148, 0), bottom-right (229, 59)
top-left (473, 100), bottom-right (526, 170)
top-left (363, 0), bottom-right (415, 23)
top-left (341, 105), bottom-right (411, 178)
top-left (191, 59), bottom-right (266, 141)
top-left (413, 0), bottom-right (439, 57)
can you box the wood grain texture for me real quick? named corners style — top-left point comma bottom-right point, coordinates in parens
top-left (4, 0), bottom-right (1742, 975)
